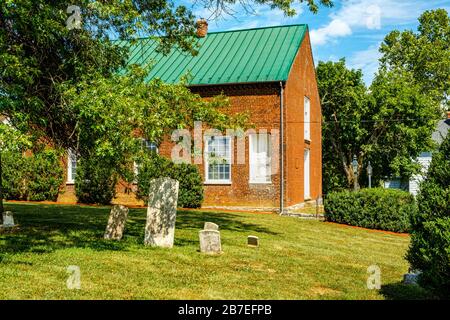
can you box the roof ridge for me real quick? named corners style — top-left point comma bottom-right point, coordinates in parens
top-left (206, 24), bottom-right (308, 34)
top-left (116, 24), bottom-right (308, 42)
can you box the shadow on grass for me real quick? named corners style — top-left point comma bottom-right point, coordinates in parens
top-left (380, 282), bottom-right (436, 300)
top-left (1, 203), bottom-right (277, 255)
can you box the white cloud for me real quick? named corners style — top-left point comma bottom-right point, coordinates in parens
top-left (347, 44), bottom-right (382, 84)
top-left (310, 0), bottom-right (430, 46)
top-left (310, 19), bottom-right (352, 45)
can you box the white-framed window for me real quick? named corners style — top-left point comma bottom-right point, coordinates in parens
top-left (249, 133), bottom-right (272, 184)
top-left (204, 136), bottom-right (231, 184)
top-left (143, 139), bottom-right (158, 153)
top-left (67, 149), bottom-right (77, 184)
top-left (304, 96), bottom-right (311, 141)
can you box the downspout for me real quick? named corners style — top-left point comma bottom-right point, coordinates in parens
top-left (279, 81), bottom-right (285, 215)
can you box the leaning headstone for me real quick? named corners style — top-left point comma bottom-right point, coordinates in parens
top-left (144, 177), bottom-right (179, 248)
top-left (247, 235), bottom-right (259, 247)
top-left (2, 211), bottom-right (15, 227)
top-left (204, 222), bottom-right (219, 231)
top-left (199, 230), bottom-right (222, 254)
top-left (403, 270), bottom-right (422, 286)
top-left (104, 205), bottom-right (129, 240)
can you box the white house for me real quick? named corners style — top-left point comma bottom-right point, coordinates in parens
top-left (385, 113), bottom-right (450, 196)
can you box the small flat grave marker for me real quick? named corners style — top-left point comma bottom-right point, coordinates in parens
top-left (203, 222), bottom-right (219, 231)
top-left (247, 235), bottom-right (259, 247)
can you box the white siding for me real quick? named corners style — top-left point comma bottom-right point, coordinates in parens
top-left (409, 152), bottom-right (432, 196)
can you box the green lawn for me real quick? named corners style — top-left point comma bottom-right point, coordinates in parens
top-left (0, 202), bottom-right (431, 300)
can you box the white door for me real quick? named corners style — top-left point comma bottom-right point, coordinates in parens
top-left (304, 149), bottom-right (310, 200)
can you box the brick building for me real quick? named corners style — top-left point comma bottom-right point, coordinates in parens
top-left (59, 24), bottom-right (322, 212)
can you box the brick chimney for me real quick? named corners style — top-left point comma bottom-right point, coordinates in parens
top-left (196, 18), bottom-right (208, 38)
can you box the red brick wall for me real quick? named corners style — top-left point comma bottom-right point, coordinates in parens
top-left (284, 32), bottom-right (322, 206)
top-left (159, 84), bottom-right (282, 208)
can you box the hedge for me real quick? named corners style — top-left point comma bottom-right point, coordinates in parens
top-left (2, 149), bottom-right (64, 201)
top-left (324, 188), bottom-right (417, 233)
top-left (136, 154), bottom-right (203, 208)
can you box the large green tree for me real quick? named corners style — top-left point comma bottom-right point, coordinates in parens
top-left (380, 9), bottom-right (450, 108)
top-left (319, 9), bottom-right (448, 193)
top-left (0, 0), bottom-right (331, 182)
top-left (318, 60), bottom-right (440, 193)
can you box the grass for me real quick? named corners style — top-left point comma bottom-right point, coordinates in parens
top-left (0, 202), bottom-right (432, 300)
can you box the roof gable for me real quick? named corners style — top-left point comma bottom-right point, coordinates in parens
top-left (120, 24), bottom-right (308, 86)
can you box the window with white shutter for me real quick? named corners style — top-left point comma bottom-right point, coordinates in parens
top-left (67, 149), bottom-right (77, 184)
top-left (249, 133), bottom-right (271, 184)
top-left (304, 96), bottom-right (311, 141)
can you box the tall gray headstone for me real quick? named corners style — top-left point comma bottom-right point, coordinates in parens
top-left (144, 177), bottom-right (179, 248)
top-left (204, 222), bottom-right (219, 231)
top-left (2, 211), bottom-right (15, 227)
top-left (199, 230), bottom-right (222, 254)
top-left (104, 205), bottom-right (129, 240)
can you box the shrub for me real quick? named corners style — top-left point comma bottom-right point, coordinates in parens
top-left (2, 151), bottom-right (28, 200)
top-left (136, 154), bottom-right (203, 208)
top-left (27, 150), bottom-right (65, 201)
top-left (324, 188), bottom-right (416, 233)
top-left (75, 157), bottom-right (118, 205)
top-left (2, 149), bottom-right (63, 201)
top-left (406, 134), bottom-right (450, 297)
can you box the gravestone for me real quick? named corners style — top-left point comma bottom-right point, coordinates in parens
top-left (104, 205), bottom-right (129, 240)
top-left (199, 230), bottom-right (222, 254)
top-left (144, 177), bottom-right (179, 248)
top-left (204, 222), bottom-right (219, 231)
top-left (2, 211), bottom-right (15, 227)
top-left (247, 235), bottom-right (259, 247)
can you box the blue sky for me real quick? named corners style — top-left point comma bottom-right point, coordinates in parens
top-left (178, 0), bottom-right (450, 85)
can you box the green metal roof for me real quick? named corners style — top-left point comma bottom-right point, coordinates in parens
top-left (120, 24), bottom-right (308, 86)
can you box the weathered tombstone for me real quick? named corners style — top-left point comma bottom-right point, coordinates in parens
top-left (204, 222), bottom-right (219, 231)
top-left (104, 205), bottom-right (129, 240)
top-left (247, 235), bottom-right (259, 247)
top-left (144, 177), bottom-right (179, 248)
top-left (199, 230), bottom-right (222, 254)
top-left (2, 211), bottom-right (15, 227)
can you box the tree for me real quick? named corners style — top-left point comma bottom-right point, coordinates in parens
top-left (198, 0), bottom-right (333, 17)
top-left (2, 1), bottom-right (330, 187)
top-left (0, 122), bottom-right (31, 217)
top-left (380, 9), bottom-right (450, 108)
top-left (316, 59), bottom-right (368, 193)
top-left (317, 60), bottom-right (440, 193)
top-left (406, 133), bottom-right (450, 297)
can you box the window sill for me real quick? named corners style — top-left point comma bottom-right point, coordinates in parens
top-left (249, 181), bottom-right (272, 185)
top-left (66, 181), bottom-right (75, 185)
top-left (204, 181), bottom-right (231, 185)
